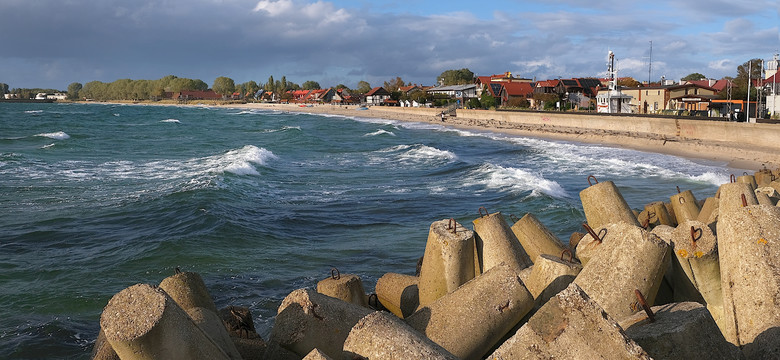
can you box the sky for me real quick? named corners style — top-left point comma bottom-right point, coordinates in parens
top-left (1, 0), bottom-right (778, 90)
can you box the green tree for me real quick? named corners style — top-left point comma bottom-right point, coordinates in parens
top-left (265, 76), bottom-right (275, 93)
top-left (302, 80), bottom-right (321, 90)
top-left (0, 83), bottom-right (9, 94)
top-left (242, 81), bottom-right (260, 99)
top-left (408, 90), bottom-right (428, 104)
top-left (467, 98), bottom-right (481, 109)
top-left (212, 76), bottom-right (236, 97)
top-left (280, 76), bottom-right (288, 92)
top-left (437, 68), bottom-right (474, 85)
top-left (480, 91), bottom-right (497, 109)
top-left (355, 80), bottom-right (371, 94)
top-left (67, 82), bottom-right (82, 100)
top-left (682, 73), bottom-right (707, 81)
top-left (335, 84), bottom-right (349, 90)
top-left (731, 58), bottom-right (763, 101)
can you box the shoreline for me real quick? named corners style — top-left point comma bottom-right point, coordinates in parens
top-left (219, 103), bottom-right (776, 171)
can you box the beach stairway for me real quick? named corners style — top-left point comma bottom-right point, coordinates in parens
top-left (93, 169), bottom-right (780, 359)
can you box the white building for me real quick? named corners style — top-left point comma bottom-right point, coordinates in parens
top-left (596, 51), bottom-right (633, 113)
top-left (765, 53), bottom-right (779, 119)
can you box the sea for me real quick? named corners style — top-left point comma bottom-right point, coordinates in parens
top-left (0, 102), bottom-right (743, 358)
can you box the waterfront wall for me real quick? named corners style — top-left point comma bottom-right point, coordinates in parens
top-left (371, 107), bottom-right (780, 151)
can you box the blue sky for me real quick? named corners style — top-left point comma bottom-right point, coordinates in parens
top-left (1, 0), bottom-right (777, 90)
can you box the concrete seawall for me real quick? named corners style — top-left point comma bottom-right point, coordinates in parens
top-left (365, 107), bottom-right (780, 167)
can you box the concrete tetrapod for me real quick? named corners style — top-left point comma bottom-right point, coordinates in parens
top-left (579, 179), bottom-right (639, 230)
top-left (217, 306), bottom-right (267, 360)
top-left (405, 263), bottom-right (534, 360)
top-left (619, 302), bottom-right (741, 360)
top-left (100, 284), bottom-right (230, 360)
top-left (524, 253), bottom-right (582, 307)
top-left (302, 348), bottom-right (332, 360)
top-left (268, 288), bottom-right (373, 359)
top-left (574, 222), bottom-right (609, 266)
top-left (159, 271), bottom-right (241, 359)
top-left (717, 204), bottom-right (780, 358)
top-left (343, 311), bottom-right (457, 360)
top-left (648, 225), bottom-right (677, 305)
top-left (158, 271), bottom-right (218, 313)
top-left (418, 218), bottom-right (477, 307)
top-left (573, 222), bottom-right (670, 320)
top-left (641, 201), bottom-right (674, 229)
top-left (472, 210), bottom-right (532, 272)
top-left (737, 174), bottom-right (758, 191)
top-left (510, 213), bottom-right (567, 264)
top-left (697, 196), bottom-right (720, 225)
top-left (374, 273), bottom-right (419, 319)
top-left (316, 272), bottom-right (368, 308)
top-left (670, 190), bottom-right (700, 225)
top-left (489, 283), bottom-right (651, 360)
top-left (718, 182), bottom-right (758, 214)
top-left (670, 220), bottom-right (725, 332)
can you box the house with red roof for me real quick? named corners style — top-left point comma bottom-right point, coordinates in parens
top-left (365, 87), bottom-right (391, 105)
top-left (499, 82), bottom-right (534, 107)
top-left (174, 90), bottom-right (222, 101)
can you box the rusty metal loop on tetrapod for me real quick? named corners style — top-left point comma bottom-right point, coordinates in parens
top-left (679, 197), bottom-right (685, 204)
top-left (730, 174), bottom-right (736, 183)
top-left (634, 289), bottom-right (655, 323)
top-left (743, 171), bottom-right (749, 176)
top-left (676, 185), bottom-right (681, 194)
top-left (331, 267), bottom-right (340, 280)
top-left (741, 194), bottom-right (748, 207)
top-left (509, 214), bottom-right (520, 223)
top-left (478, 206), bottom-right (489, 218)
top-left (448, 218), bottom-right (457, 234)
top-left (691, 226), bottom-right (702, 242)
top-left (582, 222), bottom-right (602, 243)
top-left (587, 175), bottom-right (598, 186)
top-left (174, 266), bottom-right (182, 275)
top-left (641, 217), bottom-right (650, 229)
top-left (560, 248), bottom-right (574, 263)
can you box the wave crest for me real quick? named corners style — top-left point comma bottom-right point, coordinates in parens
top-left (35, 131), bottom-right (70, 140)
top-left (465, 164), bottom-right (568, 198)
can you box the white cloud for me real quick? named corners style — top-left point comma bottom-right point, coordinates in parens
top-left (708, 59), bottom-right (735, 72)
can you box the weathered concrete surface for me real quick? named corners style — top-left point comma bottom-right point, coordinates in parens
top-left (90, 329), bottom-right (119, 360)
top-left (671, 220), bottom-right (724, 330)
top-left (100, 283), bottom-right (230, 360)
top-left (473, 211), bottom-right (532, 272)
top-left (670, 190), bottom-right (700, 224)
top-left (489, 283), bottom-right (651, 360)
top-left (186, 307), bottom-right (243, 359)
top-left (620, 302), bottom-right (741, 360)
top-left (302, 348), bottom-right (332, 360)
top-left (405, 263), bottom-right (534, 360)
top-left (580, 180), bottom-right (640, 230)
top-left (158, 271), bottom-right (218, 313)
top-left (374, 273), bottom-right (419, 319)
top-left (268, 288), bottom-right (373, 359)
top-left (510, 213), bottom-right (566, 263)
top-left (343, 311), bottom-right (457, 360)
top-left (697, 197), bottom-right (720, 225)
top-left (718, 182), bottom-right (758, 214)
top-left (418, 219), bottom-right (477, 307)
top-left (316, 273), bottom-right (368, 308)
top-left (525, 253), bottom-right (582, 306)
top-left (574, 223), bottom-right (670, 320)
top-left (718, 205), bottom-right (780, 358)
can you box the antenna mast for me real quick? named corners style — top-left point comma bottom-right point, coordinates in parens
top-left (648, 41), bottom-right (653, 84)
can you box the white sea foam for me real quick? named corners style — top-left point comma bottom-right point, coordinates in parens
top-left (217, 145), bottom-right (278, 176)
top-left (464, 164), bottom-right (568, 198)
top-left (41, 143), bottom-right (56, 149)
top-left (113, 113), bottom-right (120, 117)
top-left (364, 129), bottom-right (396, 137)
top-left (398, 145), bottom-right (456, 162)
top-left (25, 110), bottom-right (43, 114)
top-left (36, 131), bottom-right (70, 140)
top-left (161, 119), bottom-right (181, 123)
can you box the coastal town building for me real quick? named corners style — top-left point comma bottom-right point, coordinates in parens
top-left (426, 84), bottom-right (478, 106)
top-left (173, 90), bottom-right (222, 101)
top-left (498, 82), bottom-right (534, 107)
top-left (365, 87), bottom-right (391, 105)
top-left (765, 53), bottom-right (779, 118)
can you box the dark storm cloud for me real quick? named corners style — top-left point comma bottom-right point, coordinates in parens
top-left (0, 0), bottom-right (776, 89)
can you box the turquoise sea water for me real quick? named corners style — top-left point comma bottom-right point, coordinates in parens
top-left (0, 103), bottom-right (741, 358)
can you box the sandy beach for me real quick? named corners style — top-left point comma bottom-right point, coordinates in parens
top-left (220, 103), bottom-right (780, 171)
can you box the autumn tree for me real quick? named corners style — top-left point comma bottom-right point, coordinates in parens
top-left (212, 76), bottom-right (236, 97)
top-left (732, 58), bottom-right (763, 101)
top-left (383, 77), bottom-right (406, 92)
top-left (617, 77), bottom-right (641, 88)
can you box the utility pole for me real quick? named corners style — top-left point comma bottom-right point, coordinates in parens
top-left (747, 61), bottom-right (752, 122)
